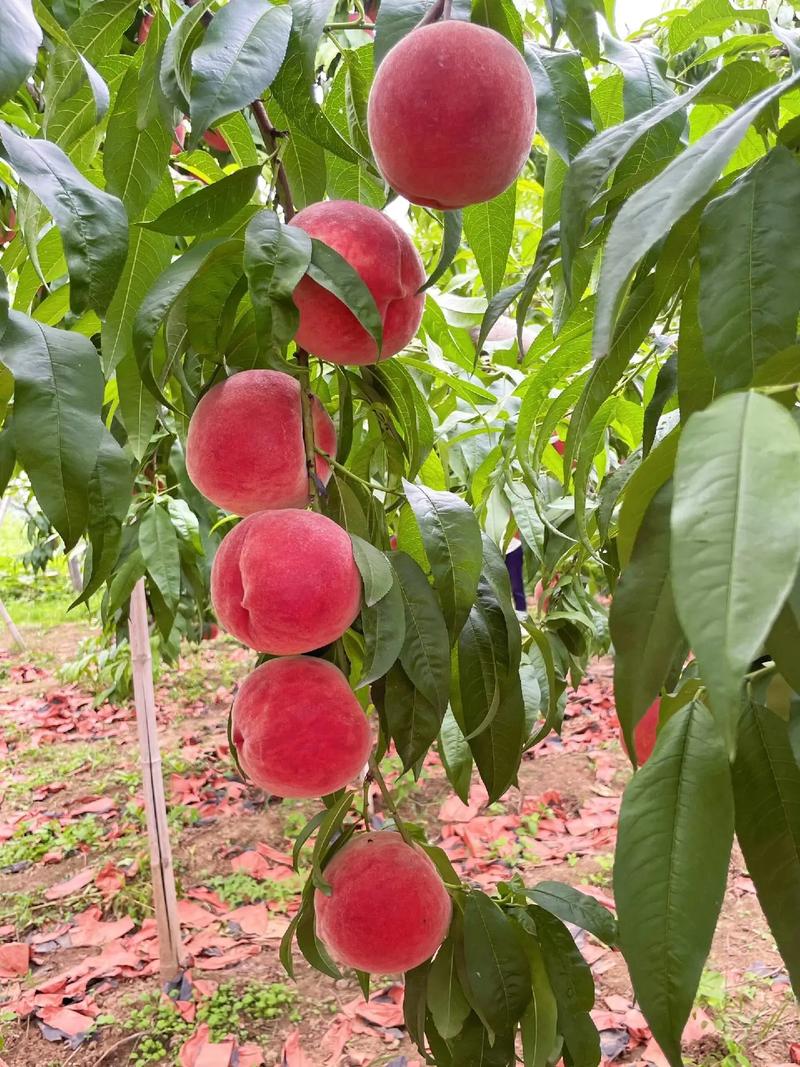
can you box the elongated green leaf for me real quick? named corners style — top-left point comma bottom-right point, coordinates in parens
top-left (160, 0), bottom-right (215, 113)
top-left (528, 882), bottom-right (617, 946)
top-left (0, 124), bottom-right (128, 314)
top-left (139, 502), bottom-right (181, 613)
top-left (427, 935), bottom-right (471, 1039)
top-left (306, 237), bottom-right (383, 353)
top-left (610, 483), bottom-right (684, 759)
top-left (384, 660), bottom-right (443, 770)
top-left (768, 580), bottom-right (800, 694)
top-left (463, 185), bottom-right (516, 300)
top-left (189, 0), bottom-right (292, 144)
top-left (102, 176), bottom-right (175, 375)
top-left (350, 534), bottom-right (393, 607)
top-left (667, 0), bottom-right (768, 56)
top-left (1, 0), bottom-right (42, 106)
top-left (374, 0), bottom-right (435, 67)
top-left (421, 210), bottom-right (463, 293)
top-left (358, 570), bottom-right (405, 688)
top-left (392, 551), bottom-right (451, 713)
top-left (133, 238), bottom-right (236, 404)
top-left (449, 1014), bottom-right (515, 1067)
top-left (617, 428), bottom-right (679, 567)
top-left (2, 311), bottom-right (103, 549)
top-left (463, 890), bottom-right (531, 1032)
top-left (104, 57), bottom-right (172, 220)
top-left (524, 46), bottom-right (593, 162)
top-left (403, 479), bottom-right (482, 644)
top-left (116, 350), bottom-right (158, 461)
top-left (143, 166), bottom-right (261, 236)
top-left (732, 702), bottom-right (800, 997)
top-left (594, 69), bottom-right (800, 360)
top-left (549, 0), bottom-right (603, 63)
top-left (244, 211), bottom-right (311, 354)
top-left (311, 790), bottom-right (354, 892)
top-left (615, 701), bottom-right (734, 1067)
top-left (43, 43), bottom-right (111, 149)
top-left (699, 147), bottom-right (800, 392)
top-left (73, 429), bottom-right (133, 606)
top-left (671, 392), bottom-right (800, 752)
top-left (519, 927), bottom-right (557, 1067)
top-left (438, 704), bottom-right (473, 803)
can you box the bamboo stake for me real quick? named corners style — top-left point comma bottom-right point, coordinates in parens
top-left (0, 496), bottom-right (26, 650)
top-left (128, 579), bottom-right (185, 984)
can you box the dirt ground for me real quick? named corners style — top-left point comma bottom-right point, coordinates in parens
top-left (0, 621), bottom-right (797, 1067)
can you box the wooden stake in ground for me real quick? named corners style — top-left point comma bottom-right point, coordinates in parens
top-left (128, 578), bottom-right (185, 983)
top-left (0, 497), bottom-right (27, 651)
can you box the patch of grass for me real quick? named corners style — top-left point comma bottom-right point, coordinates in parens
top-left (0, 511), bottom-right (78, 630)
top-left (0, 740), bottom-right (119, 804)
top-left (695, 967), bottom-right (795, 1064)
top-left (0, 815), bottom-right (107, 869)
top-left (587, 853), bottom-right (614, 887)
top-left (125, 981), bottom-right (298, 1065)
top-left (205, 871), bottom-right (303, 912)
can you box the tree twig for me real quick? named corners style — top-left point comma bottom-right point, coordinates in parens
top-left (90, 1032), bottom-right (145, 1067)
top-left (251, 99), bottom-right (296, 222)
top-left (368, 753), bottom-right (414, 845)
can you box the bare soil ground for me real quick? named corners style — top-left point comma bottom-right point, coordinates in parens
top-left (0, 623), bottom-right (797, 1067)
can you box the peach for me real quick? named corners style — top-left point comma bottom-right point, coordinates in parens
top-left (291, 201), bottom-right (425, 365)
top-left (367, 21), bottom-right (536, 210)
top-left (211, 510), bottom-right (361, 654)
top-left (231, 657), bottom-right (372, 797)
top-left (315, 832), bottom-right (452, 973)
top-left (185, 370), bottom-right (336, 515)
top-left (621, 699), bottom-right (660, 766)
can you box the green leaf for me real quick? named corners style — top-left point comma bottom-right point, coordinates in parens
top-left (532, 905), bottom-right (594, 1013)
top-left (610, 482), bottom-right (684, 760)
top-left (43, 44), bottom-right (111, 150)
top-left (102, 176), bottom-right (175, 375)
top-left (732, 702), bottom-right (800, 997)
top-left (133, 238), bottom-right (236, 405)
top-left (73, 429), bottom-right (133, 607)
top-left (594, 69), bottom-right (800, 360)
top-left (667, 0), bottom-right (769, 56)
top-left (271, 0), bottom-right (360, 164)
top-left (0, 423), bottom-right (15, 499)
top-left (439, 704), bottom-right (473, 803)
top-left (384, 660), bottom-right (444, 771)
top-left (392, 551), bottom-right (451, 713)
top-left (306, 237), bottom-right (383, 354)
top-left (142, 166), bottom-right (261, 236)
top-left (449, 1014), bottom-right (515, 1067)
top-left (524, 46), bottom-right (594, 162)
top-left (403, 479), bottom-right (483, 644)
top-left (116, 350), bottom-right (159, 462)
top-left (139, 502), bottom-right (181, 614)
top-left (421, 210), bottom-right (463, 293)
top-left (614, 700), bottom-right (734, 1067)
top-left (671, 392), bottom-right (800, 752)
top-left (104, 58), bottom-right (172, 220)
top-left (374, 0), bottom-right (434, 67)
top-left (471, 0), bottom-right (523, 48)
top-left (358, 569), bottom-right (405, 688)
top-left (0, 0), bottom-right (42, 106)
top-left (519, 927), bottom-right (558, 1067)
top-left (189, 0), bottom-right (292, 145)
top-left (427, 936), bottom-right (471, 1040)
top-left (350, 534), bottom-right (393, 607)
top-left (463, 185), bottom-right (516, 300)
top-left (403, 960), bottom-right (430, 1051)
top-left (2, 311), bottom-right (103, 550)
top-left (311, 790), bottom-right (354, 892)
top-left (768, 582), bottom-right (800, 694)
top-left (0, 124), bottom-right (128, 315)
top-left (463, 890), bottom-right (531, 1032)
top-left (527, 882), bottom-right (617, 946)
top-left (271, 97), bottom-right (328, 211)
top-left (616, 428), bottom-right (679, 567)
top-left (160, 0), bottom-right (215, 113)
top-left (244, 210), bottom-right (311, 354)
top-left (699, 147), bottom-right (800, 392)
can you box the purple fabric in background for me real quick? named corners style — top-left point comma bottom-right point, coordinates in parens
top-left (505, 544), bottom-right (526, 611)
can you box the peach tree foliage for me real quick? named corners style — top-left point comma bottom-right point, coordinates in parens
top-left (1, 0), bottom-right (800, 1062)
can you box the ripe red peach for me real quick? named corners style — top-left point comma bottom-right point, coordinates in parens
top-left (185, 370), bottom-right (336, 515)
top-left (621, 699), bottom-right (661, 766)
top-left (290, 201), bottom-right (425, 365)
top-left (211, 510), bottom-right (361, 654)
top-left (231, 657), bottom-right (372, 797)
top-left (314, 831), bottom-right (452, 974)
top-left (367, 21), bottom-right (537, 210)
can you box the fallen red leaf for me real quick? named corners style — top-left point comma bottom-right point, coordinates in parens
top-left (193, 944), bottom-right (261, 970)
top-left (223, 903), bottom-right (271, 936)
top-left (44, 867), bottom-right (96, 901)
top-left (178, 899), bottom-right (221, 929)
top-left (282, 1029), bottom-right (314, 1067)
top-left (254, 842), bottom-right (294, 867)
top-left (95, 862), bottom-right (126, 899)
top-left (790, 1043), bottom-right (800, 1065)
top-left (0, 942), bottom-right (30, 978)
top-left (38, 1005), bottom-right (95, 1037)
top-left (70, 907), bottom-right (135, 947)
top-left (238, 1044), bottom-right (264, 1067)
top-left (321, 1016), bottom-right (353, 1063)
top-left (230, 851), bottom-right (271, 879)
